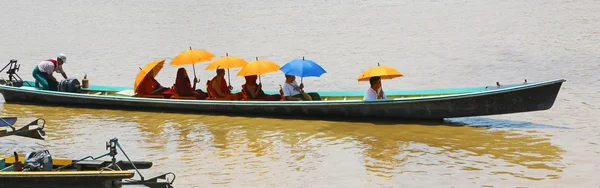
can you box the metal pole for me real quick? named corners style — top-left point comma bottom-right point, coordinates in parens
top-left (116, 141), bottom-right (145, 181)
top-left (190, 46), bottom-right (198, 83)
top-left (193, 64), bottom-right (197, 82)
top-left (227, 68), bottom-right (231, 86)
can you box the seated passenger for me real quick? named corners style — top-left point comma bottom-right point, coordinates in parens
top-left (174, 68), bottom-right (208, 99)
top-left (281, 75), bottom-right (321, 101)
top-left (242, 75), bottom-right (281, 101)
top-left (137, 69), bottom-right (168, 96)
top-left (207, 69), bottom-right (242, 100)
top-left (363, 76), bottom-right (387, 100)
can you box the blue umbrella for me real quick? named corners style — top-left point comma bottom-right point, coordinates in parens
top-left (280, 57), bottom-right (326, 83)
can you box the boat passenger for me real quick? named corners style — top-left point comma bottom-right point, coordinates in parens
top-left (137, 69), bottom-right (168, 96)
top-left (241, 75), bottom-right (281, 101)
top-left (207, 69), bottom-right (242, 100)
top-left (32, 53), bottom-right (69, 91)
top-left (174, 68), bottom-right (208, 99)
top-left (363, 76), bottom-right (387, 100)
top-left (282, 75), bottom-right (320, 101)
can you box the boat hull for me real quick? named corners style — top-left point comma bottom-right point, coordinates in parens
top-left (0, 79), bottom-right (565, 120)
top-left (0, 171), bottom-right (134, 188)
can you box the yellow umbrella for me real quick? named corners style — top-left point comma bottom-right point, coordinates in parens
top-left (205, 53), bottom-right (248, 86)
top-left (357, 63), bottom-right (403, 82)
top-left (170, 46), bottom-right (215, 82)
top-left (134, 59), bottom-right (165, 93)
top-left (237, 57), bottom-right (280, 83)
top-left (205, 53), bottom-right (248, 70)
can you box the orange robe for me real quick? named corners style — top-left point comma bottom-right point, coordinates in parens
top-left (242, 83), bottom-right (281, 101)
top-left (137, 75), bottom-right (157, 95)
top-left (209, 76), bottom-right (241, 100)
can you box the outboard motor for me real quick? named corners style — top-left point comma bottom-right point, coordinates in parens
top-left (23, 150), bottom-right (53, 171)
top-left (58, 78), bottom-right (81, 93)
top-left (0, 59), bottom-right (25, 87)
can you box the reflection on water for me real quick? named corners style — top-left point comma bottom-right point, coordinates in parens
top-left (447, 117), bottom-right (571, 129)
top-left (0, 103), bottom-right (564, 186)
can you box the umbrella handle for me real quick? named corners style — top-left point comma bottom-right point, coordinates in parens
top-left (192, 64), bottom-right (198, 80)
top-left (227, 68), bottom-right (231, 86)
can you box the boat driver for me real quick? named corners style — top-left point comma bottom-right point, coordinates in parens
top-left (32, 53), bottom-right (69, 91)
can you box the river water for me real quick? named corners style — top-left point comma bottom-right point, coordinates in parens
top-left (0, 0), bottom-right (599, 187)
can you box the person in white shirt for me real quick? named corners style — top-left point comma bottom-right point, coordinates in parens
top-left (282, 75), bottom-right (313, 101)
top-left (363, 76), bottom-right (387, 100)
top-left (32, 53), bottom-right (68, 91)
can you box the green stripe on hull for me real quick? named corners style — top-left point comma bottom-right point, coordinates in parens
top-left (24, 80), bottom-right (487, 99)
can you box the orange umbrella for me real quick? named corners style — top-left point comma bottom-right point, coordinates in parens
top-left (134, 59), bottom-right (165, 93)
top-left (205, 53), bottom-right (248, 70)
top-left (237, 57), bottom-right (280, 83)
top-left (357, 63), bottom-right (403, 81)
top-left (205, 53), bottom-right (248, 85)
top-left (170, 46), bottom-right (215, 82)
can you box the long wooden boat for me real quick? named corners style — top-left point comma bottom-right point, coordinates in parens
top-left (0, 79), bottom-right (565, 120)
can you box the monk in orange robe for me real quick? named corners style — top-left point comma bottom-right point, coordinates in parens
top-left (174, 68), bottom-right (208, 99)
top-left (208, 69), bottom-right (242, 100)
top-left (242, 75), bottom-right (281, 101)
top-left (137, 70), bottom-right (167, 96)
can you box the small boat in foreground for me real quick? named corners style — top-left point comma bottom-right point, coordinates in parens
top-left (0, 138), bottom-right (175, 188)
